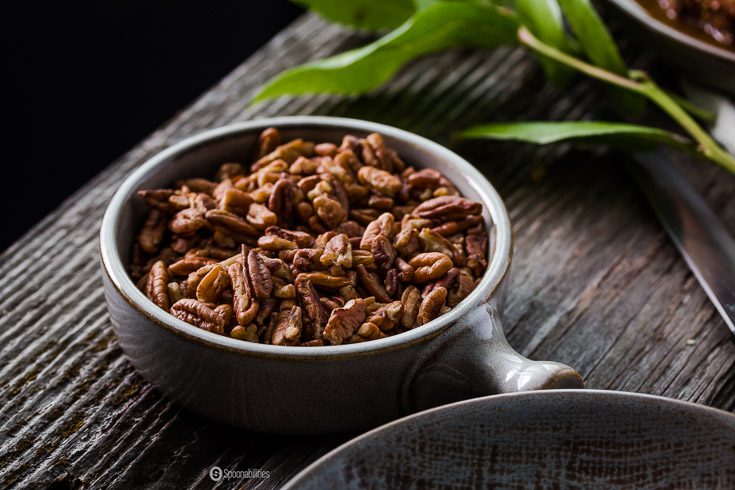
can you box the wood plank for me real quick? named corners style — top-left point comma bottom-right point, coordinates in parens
top-left (1, 12), bottom-right (733, 489)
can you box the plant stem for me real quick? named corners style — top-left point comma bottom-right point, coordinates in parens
top-left (517, 26), bottom-right (735, 174)
top-left (667, 92), bottom-right (715, 124)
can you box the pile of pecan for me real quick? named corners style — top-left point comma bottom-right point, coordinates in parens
top-left (131, 128), bottom-right (489, 346)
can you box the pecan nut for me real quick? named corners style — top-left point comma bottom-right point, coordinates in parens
top-left (170, 299), bottom-right (227, 335)
top-left (247, 250), bottom-right (273, 299)
top-left (138, 209), bottom-right (166, 254)
top-left (357, 166), bottom-right (402, 197)
top-left (313, 194), bottom-right (347, 229)
top-left (145, 260), bottom-right (170, 310)
top-left (408, 252), bottom-right (453, 284)
top-left (169, 208), bottom-right (207, 235)
top-left (417, 287), bottom-right (447, 326)
top-left (195, 264), bottom-right (229, 304)
top-left (400, 285), bottom-right (422, 329)
top-left (295, 275), bottom-right (328, 340)
top-left (412, 196), bottom-right (482, 221)
top-left (355, 264), bottom-right (392, 303)
top-left (323, 298), bottom-right (367, 345)
top-left (228, 258), bottom-right (259, 326)
top-left (206, 209), bottom-right (260, 237)
top-left (272, 306), bottom-right (303, 346)
top-left (320, 233), bottom-right (353, 269)
top-left (360, 212), bottom-right (394, 250)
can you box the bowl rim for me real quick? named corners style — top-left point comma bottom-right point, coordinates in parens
top-left (283, 389), bottom-right (735, 488)
top-left (606, 0), bottom-right (735, 64)
top-left (99, 116), bottom-right (513, 359)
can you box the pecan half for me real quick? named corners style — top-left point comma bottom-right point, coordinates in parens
top-left (295, 275), bottom-right (328, 340)
top-left (360, 212), bottom-right (394, 250)
top-left (413, 196), bottom-right (482, 221)
top-left (231, 324), bottom-right (259, 342)
top-left (195, 264), bottom-right (229, 304)
top-left (347, 322), bottom-right (385, 343)
top-left (395, 257), bottom-right (414, 283)
top-left (370, 234), bottom-right (396, 271)
top-left (297, 272), bottom-right (354, 289)
top-left (221, 188), bottom-right (253, 217)
top-left (417, 287), bottom-right (447, 326)
top-left (170, 299), bottom-right (227, 334)
top-left (256, 127), bottom-right (280, 159)
top-left (138, 189), bottom-right (175, 213)
top-left (385, 268), bottom-right (401, 298)
top-left (254, 138), bottom-right (314, 170)
top-left (215, 162), bottom-right (246, 182)
top-left (465, 225), bottom-right (489, 277)
top-left (323, 298), bottom-right (367, 345)
top-left (145, 260), bottom-right (170, 310)
top-left (258, 235), bottom-right (298, 251)
top-left (447, 268), bottom-right (477, 307)
top-left (400, 286), bottom-right (422, 329)
top-left (247, 250), bottom-right (273, 299)
top-left (168, 256), bottom-right (217, 276)
top-left (246, 203), bottom-right (278, 230)
top-left (169, 208), bottom-right (207, 235)
top-left (265, 226), bottom-right (314, 247)
top-left (408, 252), bottom-right (453, 284)
top-left (432, 214), bottom-right (483, 237)
top-left (180, 178), bottom-right (218, 195)
top-left (357, 166), bottom-right (402, 197)
top-left (287, 248), bottom-right (323, 271)
top-left (418, 227), bottom-right (455, 259)
top-left (320, 233), bottom-right (352, 269)
top-left (366, 301), bottom-right (402, 332)
top-left (355, 264), bottom-right (392, 303)
top-left (138, 209), bottom-right (166, 254)
top-left (267, 177), bottom-right (298, 226)
top-left (272, 306), bottom-right (303, 346)
top-left (206, 209), bottom-right (260, 237)
top-left (407, 168), bottom-right (442, 190)
top-left (228, 259), bottom-right (259, 326)
top-left (313, 194), bottom-right (347, 228)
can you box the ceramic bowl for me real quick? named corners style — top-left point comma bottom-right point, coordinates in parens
top-left (99, 116), bottom-right (584, 434)
top-left (605, 0), bottom-right (735, 95)
top-left (284, 390), bottom-right (735, 488)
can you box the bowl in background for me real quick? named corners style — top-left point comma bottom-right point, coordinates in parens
top-left (284, 390), bottom-right (735, 488)
top-left (606, 0), bottom-right (735, 95)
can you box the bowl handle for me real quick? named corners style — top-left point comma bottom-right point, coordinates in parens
top-left (404, 300), bottom-right (583, 412)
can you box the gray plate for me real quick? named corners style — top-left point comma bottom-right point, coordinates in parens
top-left (284, 390), bottom-right (735, 489)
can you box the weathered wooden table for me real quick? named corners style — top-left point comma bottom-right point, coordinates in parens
top-left (1, 13), bottom-right (733, 489)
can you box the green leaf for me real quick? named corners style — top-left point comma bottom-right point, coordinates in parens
top-left (412, 0), bottom-right (442, 9)
top-left (460, 121), bottom-right (691, 149)
top-left (515, 0), bottom-right (572, 84)
top-left (556, 0), bottom-right (645, 114)
top-left (253, 3), bottom-right (518, 103)
top-left (293, 0), bottom-right (417, 30)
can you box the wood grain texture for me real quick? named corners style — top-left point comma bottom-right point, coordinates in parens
top-left (1, 13), bottom-right (733, 489)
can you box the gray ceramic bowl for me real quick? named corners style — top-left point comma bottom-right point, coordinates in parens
top-left (606, 0), bottom-right (735, 95)
top-left (99, 117), bottom-right (583, 434)
top-left (285, 390), bottom-right (735, 489)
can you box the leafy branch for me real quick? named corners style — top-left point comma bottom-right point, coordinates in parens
top-left (253, 0), bottom-right (735, 174)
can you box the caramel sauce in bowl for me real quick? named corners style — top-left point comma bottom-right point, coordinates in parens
top-left (606, 0), bottom-right (735, 94)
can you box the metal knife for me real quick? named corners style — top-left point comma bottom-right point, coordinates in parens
top-left (627, 151), bottom-right (735, 336)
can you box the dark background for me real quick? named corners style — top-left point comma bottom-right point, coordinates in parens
top-left (4, 1), bottom-right (303, 250)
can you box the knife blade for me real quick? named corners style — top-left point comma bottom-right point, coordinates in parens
top-left (627, 151), bottom-right (735, 336)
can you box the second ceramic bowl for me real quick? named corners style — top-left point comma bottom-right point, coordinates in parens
top-left (99, 117), bottom-right (583, 434)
